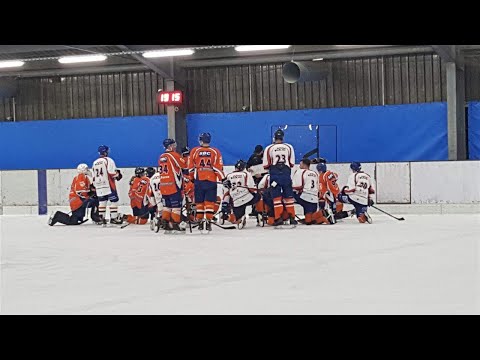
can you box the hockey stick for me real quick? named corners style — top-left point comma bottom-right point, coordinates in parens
top-left (371, 205), bottom-right (405, 221)
top-left (346, 193), bottom-right (405, 221)
top-left (211, 222), bottom-right (236, 230)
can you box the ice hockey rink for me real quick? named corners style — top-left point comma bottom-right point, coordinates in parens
top-left (1, 212), bottom-right (479, 315)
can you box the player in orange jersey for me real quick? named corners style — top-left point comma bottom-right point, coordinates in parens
top-left (158, 138), bottom-right (188, 234)
top-left (188, 132), bottom-right (226, 233)
top-left (122, 167), bottom-right (151, 225)
top-left (48, 164), bottom-right (100, 226)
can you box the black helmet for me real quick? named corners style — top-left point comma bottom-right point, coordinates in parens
top-left (135, 167), bottom-right (145, 177)
top-left (235, 159), bottom-right (247, 171)
top-left (145, 167), bottom-right (155, 178)
top-left (274, 129), bottom-right (284, 141)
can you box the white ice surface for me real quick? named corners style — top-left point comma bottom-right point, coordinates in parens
top-left (1, 214), bottom-right (479, 315)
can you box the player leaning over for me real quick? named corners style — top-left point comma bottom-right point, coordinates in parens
top-left (222, 160), bottom-right (261, 229)
top-left (49, 163), bottom-right (100, 226)
top-left (91, 145), bottom-right (123, 225)
top-left (337, 162), bottom-right (375, 224)
top-left (122, 168), bottom-right (151, 225)
top-left (263, 129), bottom-right (297, 228)
top-left (189, 132), bottom-right (225, 233)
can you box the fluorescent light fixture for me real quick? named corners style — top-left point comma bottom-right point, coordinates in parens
top-left (235, 45), bottom-right (290, 52)
top-left (0, 60), bottom-right (25, 69)
top-left (58, 55), bottom-right (107, 64)
top-left (143, 49), bottom-right (195, 58)
top-left (312, 58), bottom-right (324, 61)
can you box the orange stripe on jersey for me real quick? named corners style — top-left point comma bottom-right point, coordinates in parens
top-left (158, 151), bottom-right (186, 196)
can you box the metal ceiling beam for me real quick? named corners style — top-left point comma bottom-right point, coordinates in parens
top-left (0, 45), bottom-right (110, 55)
top-left (0, 64), bottom-right (149, 78)
top-left (178, 46), bottom-right (434, 68)
top-left (117, 45), bottom-right (176, 81)
top-left (431, 45), bottom-right (464, 70)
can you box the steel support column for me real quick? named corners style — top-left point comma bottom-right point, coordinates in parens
top-left (446, 62), bottom-right (467, 160)
top-left (166, 78), bottom-right (187, 150)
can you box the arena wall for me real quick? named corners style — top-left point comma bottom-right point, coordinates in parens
top-left (1, 161), bottom-right (479, 215)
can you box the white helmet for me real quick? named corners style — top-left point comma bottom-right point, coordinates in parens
top-left (77, 163), bottom-right (89, 174)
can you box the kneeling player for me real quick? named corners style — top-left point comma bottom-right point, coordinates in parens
top-left (222, 160), bottom-right (261, 229)
top-left (256, 173), bottom-right (291, 226)
top-left (123, 167), bottom-right (151, 225)
top-left (293, 159), bottom-right (331, 225)
top-left (337, 162), bottom-right (375, 224)
top-left (49, 164), bottom-right (100, 226)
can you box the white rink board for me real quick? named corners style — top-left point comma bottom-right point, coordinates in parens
top-left (47, 169), bottom-right (78, 206)
top-left (1, 161), bottom-right (480, 212)
top-left (0, 171), bottom-right (3, 214)
top-left (376, 163), bottom-right (410, 204)
top-left (1, 170), bottom-right (38, 206)
top-left (411, 161), bottom-right (480, 204)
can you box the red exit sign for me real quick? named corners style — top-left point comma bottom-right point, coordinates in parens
top-left (157, 90), bottom-right (183, 105)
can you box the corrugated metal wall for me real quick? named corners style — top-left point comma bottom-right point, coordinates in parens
top-left (185, 54), bottom-right (449, 113)
top-left (0, 72), bottom-right (167, 121)
top-left (465, 56), bottom-right (480, 101)
top-left (2, 53), bottom-right (480, 121)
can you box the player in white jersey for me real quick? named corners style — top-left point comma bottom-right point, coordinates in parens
top-left (91, 145), bottom-right (123, 224)
top-left (146, 169), bottom-right (164, 232)
top-left (222, 160), bottom-right (261, 229)
top-left (262, 129), bottom-right (297, 227)
top-left (292, 159), bottom-right (331, 225)
top-left (337, 162), bottom-right (376, 224)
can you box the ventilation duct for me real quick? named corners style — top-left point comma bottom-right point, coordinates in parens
top-left (282, 61), bottom-right (330, 84)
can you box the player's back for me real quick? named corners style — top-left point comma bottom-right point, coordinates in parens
top-left (92, 156), bottom-right (117, 195)
top-left (225, 170), bottom-right (255, 206)
top-left (263, 143), bottom-right (295, 170)
top-left (129, 176), bottom-right (149, 208)
top-left (189, 146), bottom-right (224, 182)
top-left (158, 151), bottom-right (185, 195)
top-left (346, 171), bottom-right (374, 205)
top-left (293, 169), bottom-right (319, 203)
top-left (147, 172), bottom-right (163, 206)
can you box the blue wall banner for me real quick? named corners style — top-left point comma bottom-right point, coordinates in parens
top-left (0, 116), bottom-right (168, 170)
top-left (468, 102), bottom-right (480, 160)
top-left (187, 103), bottom-right (448, 165)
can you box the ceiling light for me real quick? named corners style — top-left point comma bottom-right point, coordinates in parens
top-left (0, 60), bottom-right (25, 69)
top-left (143, 49), bottom-right (195, 58)
top-left (312, 58), bottom-right (324, 61)
top-left (235, 45), bottom-right (291, 52)
top-left (58, 55), bottom-right (107, 64)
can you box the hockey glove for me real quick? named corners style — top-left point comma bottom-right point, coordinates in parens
top-left (368, 198), bottom-right (375, 206)
top-left (222, 179), bottom-right (232, 189)
top-left (116, 170), bottom-right (123, 181)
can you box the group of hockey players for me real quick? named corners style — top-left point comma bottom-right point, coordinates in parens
top-left (49, 129), bottom-right (376, 234)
